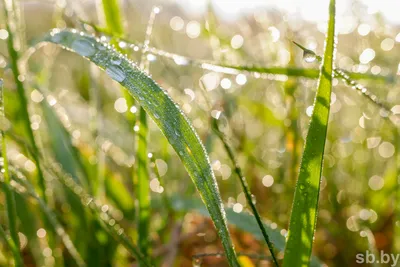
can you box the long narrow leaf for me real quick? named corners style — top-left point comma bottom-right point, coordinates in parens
top-left (41, 28), bottom-right (240, 266)
top-left (2, 0), bottom-right (47, 202)
top-left (0, 79), bottom-right (22, 266)
top-left (283, 0), bottom-right (336, 266)
top-left (80, 22), bottom-right (392, 83)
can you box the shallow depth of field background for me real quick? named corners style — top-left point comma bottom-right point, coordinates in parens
top-left (1, 0), bottom-right (400, 266)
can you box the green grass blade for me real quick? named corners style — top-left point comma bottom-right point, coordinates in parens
top-left (283, 1), bottom-right (336, 266)
top-left (2, 0), bottom-right (47, 202)
top-left (212, 118), bottom-right (279, 266)
top-left (292, 41), bottom-right (392, 118)
top-left (137, 108), bottom-right (150, 257)
top-left (0, 79), bottom-right (23, 267)
top-left (41, 29), bottom-right (240, 267)
top-left (136, 6), bottom-right (159, 259)
top-left (76, 23), bottom-right (391, 83)
top-left (101, 0), bottom-right (124, 36)
top-left (40, 99), bottom-right (89, 187)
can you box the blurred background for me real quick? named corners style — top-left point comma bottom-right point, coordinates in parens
top-left (0, 0), bottom-right (400, 266)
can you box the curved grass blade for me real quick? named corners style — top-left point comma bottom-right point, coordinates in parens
top-left (283, 1), bottom-right (336, 266)
top-left (212, 118), bottom-right (279, 266)
top-left (40, 28), bottom-right (240, 267)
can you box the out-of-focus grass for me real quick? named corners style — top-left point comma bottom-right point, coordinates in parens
top-left (0, 0), bottom-right (399, 266)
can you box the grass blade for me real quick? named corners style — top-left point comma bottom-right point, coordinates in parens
top-left (0, 79), bottom-right (23, 267)
top-left (283, 1), bottom-right (336, 266)
top-left (2, 0), bottom-right (47, 202)
top-left (101, 0), bottom-right (124, 36)
top-left (136, 6), bottom-right (160, 259)
top-left (41, 28), bottom-right (240, 266)
top-left (82, 22), bottom-right (391, 83)
top-left (137, 107), bottom-right (150, 257)
top-left (212, 118), bottom-right (279, 266)
top-left (292, 42), bottom-right (392, 118)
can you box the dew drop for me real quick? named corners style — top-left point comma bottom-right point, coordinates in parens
top-left (111, 56), bottom-right (122, 65)
top-left (251, 194), bottom-right (257, 205)
top-left (106, 65), bottom-right (126, 82)
top-left (71, 38), bottom-right (96, 57)
top-left (50, 31), bottom-right (65, 43)
top-left (97, 43), bottom-right (106, 50)
top-left (303, 51), bottom-right (316, 63)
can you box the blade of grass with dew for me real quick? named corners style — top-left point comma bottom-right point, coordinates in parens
top-left (41, 28), bottom-right (240, 266)
top-left (283, 0), bottom-right (336, 266)
top-left (101, 1), bottom-right (145, 262)
top-left (2, 0), bottom-right (47, 202)
top-left (101, 0), bottom-right (137, 194)
top-left (292, 42), bottom-right (393, 120)
top-left (75, 22), bottom-right (392, 83)
top-left (0, 79), bottom-right (23, 267)
top-left (212, 117), bottom-right (279, 267)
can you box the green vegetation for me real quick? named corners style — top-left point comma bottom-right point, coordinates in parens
top-left (0, 0), bottom-right (399, 266)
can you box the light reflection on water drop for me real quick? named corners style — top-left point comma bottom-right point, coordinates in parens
top-left (71, 38), bottom-right (96, 57)
top-left (106, 65), bottom-right (126, 82)
top-left (303, 51), bottom-right (316, 63)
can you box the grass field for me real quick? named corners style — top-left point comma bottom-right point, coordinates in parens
top-left (0, 0), bottom-right (399, 266)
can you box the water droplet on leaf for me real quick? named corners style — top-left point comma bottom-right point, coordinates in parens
top-left (106, 65), bottom-right (126, 82)
top-left (71, 38), bottom-right (96, 57)
top-left (303, 51), bottom-right (316, 63)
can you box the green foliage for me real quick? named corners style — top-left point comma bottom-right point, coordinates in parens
top-left (1, 0), bottom-right (399, 266)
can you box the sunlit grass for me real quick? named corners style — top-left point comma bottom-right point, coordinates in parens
top-left (0, 0), bottom-right (399, 266)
